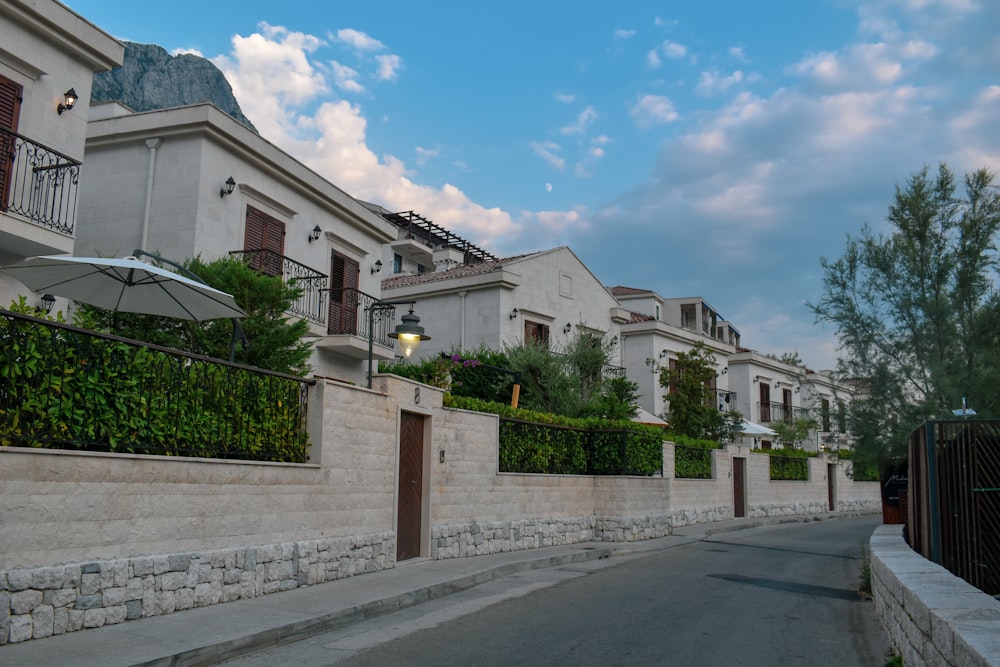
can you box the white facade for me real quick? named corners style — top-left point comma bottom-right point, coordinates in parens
top-left (0, 0), bottom-right (123, 309)
top-left (379, 246), bottom-right (631, 362)
top-left (75, 102), bottom-right (398, 383)
top-left (615, 289), bottom-right (738, 420)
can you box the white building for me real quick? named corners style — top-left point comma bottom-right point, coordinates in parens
top-left (74, 101), bottom-right (399, 383)
top-left (613, 287), bottom-right (739, 421)
top-left (0, 0), bottom-right (123, 308)
top-left (379, 242), bottom-right (631, 362)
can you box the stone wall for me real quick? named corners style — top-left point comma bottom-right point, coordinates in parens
top-left (1, 533), bottom-right (392, 645)
top-left (869, 524), bottom-right (1000, 666)
top-left (0, 375), bottom-right (881, 644)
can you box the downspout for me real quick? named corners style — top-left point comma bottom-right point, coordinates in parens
top-left (458, 291), bottom-right (467, 350)
top-left (139, 137), bottom-right (162, 251)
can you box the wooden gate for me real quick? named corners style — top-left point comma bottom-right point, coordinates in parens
top-left (733, 457), bottom-right (747, 518)
top-left (396, 412), bottom-right (425, 561)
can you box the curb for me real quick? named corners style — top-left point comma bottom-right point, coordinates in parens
top-left (135, 545), bottom-right (617, 667)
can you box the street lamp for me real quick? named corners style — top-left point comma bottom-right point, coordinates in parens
top-left (367, 299), bottom-right (431, 388)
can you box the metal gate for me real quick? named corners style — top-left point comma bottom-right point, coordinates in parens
top-left (907, 420), bottom-right (1000, 595)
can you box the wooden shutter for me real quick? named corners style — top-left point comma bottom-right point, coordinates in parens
top-left (244, 206), bottom-right (285, 276)
top-left (328, 251), bottom-right (360, 334)
top-left (523, 320), bottom-right (550, 346)
top-left (759, 383), bottom-right (771, 422)
top-left (0, 75), bottom-right (23, 211)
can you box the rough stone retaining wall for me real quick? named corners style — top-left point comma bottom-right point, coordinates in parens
top-left (869, 524), bottom-right (1000, 666)
top-left (0, 533), bottom-right (393, 645)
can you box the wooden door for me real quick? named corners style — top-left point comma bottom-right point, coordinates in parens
top-left (397, 412), bottom-right (424, 561)
top-left (733, 457), bottom-right (747, 518)
top-left (328, 251), bottom-right (360, 335)
top-left (827, 463), bottom-right (836, 511)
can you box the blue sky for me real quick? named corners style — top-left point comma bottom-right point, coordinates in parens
top-left (66, 0), bottom-right (1000, 370)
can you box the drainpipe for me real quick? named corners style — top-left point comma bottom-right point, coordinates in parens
top-left (140, 137), bottom-right (162, 251)
top-left (458, 291), bottom-right (467, 350)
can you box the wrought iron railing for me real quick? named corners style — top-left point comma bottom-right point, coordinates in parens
top-left (908, 420), bottom-right (1000, 596)
top-left (0, 127), bottom-right (81, 235)
top-left (0, 309), bottom-right (313, 462)
top-left (230, 249), bottom-right (328, 324)
top-left (714, 389), bottom-right (737, 411)
top-left (327, 287), bottom-right (394, 345)
top-left (758, 401), bottom-right (810, 424)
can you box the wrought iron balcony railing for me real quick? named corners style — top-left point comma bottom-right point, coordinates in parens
top-left (327, 287), bottom-right (395, 345)
top-left (230, 249), bottom-right (328, 325)
top-left (758, 401), bottom-right (811, 424)
top-left (0, 127), bottom-right (81, 235)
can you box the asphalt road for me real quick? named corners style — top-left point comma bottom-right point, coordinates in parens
top-left (222, 515), bottom-right (890, 666)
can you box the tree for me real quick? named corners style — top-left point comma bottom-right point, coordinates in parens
top-left (809, 163), bottom-right (1000, 467)
top-left (77, 255), bottom-right (313, 375)
top-left (660, 341), bottom-right (722, 439)
top-left (770, 417), bottom-right (819, 450)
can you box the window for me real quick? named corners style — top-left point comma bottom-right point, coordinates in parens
top-left (524, 320), bottom-right (550, 346)
top-left (821, 398), bottom-right (831, 432)
top-left (244, 205), bottom-right (285, 276)
top-left (328, 251), bottom-right (360, 335)
top-left (0, 75), bottom-right (23, 210)
top-left (392, 253), bottom-right (402, 273)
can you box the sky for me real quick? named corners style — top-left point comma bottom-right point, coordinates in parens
top-left (65, 0), bottom-right (1000, 371)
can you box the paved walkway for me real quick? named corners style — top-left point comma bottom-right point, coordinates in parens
top-left (0, 515), bottom-right (863, 667)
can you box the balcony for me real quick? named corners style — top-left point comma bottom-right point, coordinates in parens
top-left (715, 389), bottom-right (737, 411)
top-left (758, 401), bottom-right (811, 424)
top-left (316, 287), bottom-right (398, 360)
top-left (0, 128), bottom-right (81, 256)
top-left (230, 249), bottom-right (327, 325)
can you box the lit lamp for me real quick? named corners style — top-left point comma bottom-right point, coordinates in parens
top-left (57, 88), bottom-right (78, 115)
top-left (367, 300), bottom-right (431, 388)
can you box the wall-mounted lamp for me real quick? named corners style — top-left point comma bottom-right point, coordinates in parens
top-left (371, 259), bottom-right (383, 274)
top-left (57, 88), bottom-right (78, 115)
top-left (563, 322), bottom-right (572, 334)
top-left (509, 307), bottom-right (519, 320)
top-left (754, 376), bottom-right (760, 383)
top-left (219, 176), bottom-right (236, 198)
top-left (720, 367), bottom-right (728, 374)
top-left (40, 293), bottom-right (56, 314)
top-left (775, 381), bottom-right (783, 388)
top-left (659, 350), bottom-right (669, 359)
top-left (308, 225), bottom-right (322, 243)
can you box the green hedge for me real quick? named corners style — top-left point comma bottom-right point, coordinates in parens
top-left (1, 311), bottom-right (310, 462)
top-left (753, 448), bottom-right (814, 481)
top-left (446, 395), bottom-right (662, 475)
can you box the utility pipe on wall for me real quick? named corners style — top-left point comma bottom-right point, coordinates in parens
top-left (458, 290), bottom-right (467, 350)
top-left (140, 137), bottom-right (162, 251)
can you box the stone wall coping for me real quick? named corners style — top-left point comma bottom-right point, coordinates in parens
top-left (870, 524), bottom-right (1000, 666)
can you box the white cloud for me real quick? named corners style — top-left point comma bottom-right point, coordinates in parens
top-left (374, 54), bottom-right (402, 81)
top-left (729, 46), bottom-right (748, 63)
top-left (614, 29), bottom-right (636, 39)
top-left (630, 94), bottom-right (679, 128)
top-left (560, 106), bottom-right (598, 135)
top-left (695, 69), bottom-right (745, 95)
top-left (554, 92), bottom-right (576, 104)
top-left (647, 50), bottom-right (661, 69)
top-left (530, 141), bottom-right (566, 169)
top-left (171, 47), bottom-right (204, 57)
top-left (661, 40), bottom-right (687, 59)
top-left (333, 28), bottom-right (385, 51)
top-left (545, 183), bottom-right (553, 192)
top-left (330, 61), bottom-right (365, 93)
top-left (415, 146), bottom-right (440, 166)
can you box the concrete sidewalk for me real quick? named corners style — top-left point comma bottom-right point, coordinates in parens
top-left (0, 516), bottom-right (832, 667)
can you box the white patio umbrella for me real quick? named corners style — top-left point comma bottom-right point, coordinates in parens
top-left (739, 419), bottom-right (777, 437)
top-left (1, 254), bottom-right (245, 321)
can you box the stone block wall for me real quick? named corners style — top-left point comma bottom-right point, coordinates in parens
top-left (0, 533), bottom-right (392, 645)
top-left (869, 524), bottom-right (1000, 666)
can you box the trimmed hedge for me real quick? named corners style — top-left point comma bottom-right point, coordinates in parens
top-left (445, 394), bottom-right (663, 476)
